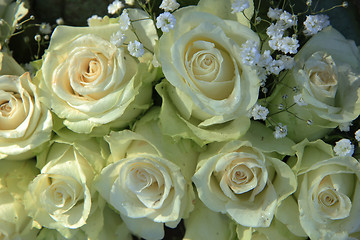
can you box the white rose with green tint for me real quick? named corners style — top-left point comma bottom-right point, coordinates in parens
top-left (277, 139), bottom-right (360, 240)
top-left (24, 137), bottom-right (107, 235)
top-left (192, 121), bottom-right (296, 228)
top-left (35, 14), bottom-right (158, 135)
top-left (0, 160), bottom-right (39, 240)
top-left (95, 109), bottom-right (198, 240)
top-left (266, 27), bottom-right (360, 142)
top-left (156, 0), bottom-right (260, 146)
top-left (0, 71), bottom-right (52, 160)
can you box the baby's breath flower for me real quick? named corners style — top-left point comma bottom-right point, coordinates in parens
top-left (34, 34), bottom-right (41, 41)
top-left (251, 104), bottom-right (269, 121)
top-left (267, 7), bottom-right (283, 20)
top-left (159, 0), bottom-right (180, 12)
top-left (279, 11), bottom-right (297, 28)
top-left (334, 139), bottom-right (354, 156)
top-left (278, 36), bottom-right (299, 54)
top-left (258, 50), bottom-right (273, 67)
top-left (231, 0), bottom-right (250, 14)
top-left (125, 0), bottom-right (135, 5)
top-left (279, 55), bottom-right (295, 69)
top-left (266, 23), bottom-right (285, 40)
top-left (156, 12), bottom-right (176, 33)
top-left (87, 15), bottom-right (102, 26)
top-left (56, 17), bottom-right (64, 25)
top-left (239, 40), bottom-right (261, 66)
top-left (108, 0), bottom-right (124, 14)
top-left (294, 94), bottom-right (307, 106)
top-left (273, 123), bottom-right (287, 139)
top-left (339, 122), bottom-right (352, 132)
top-left (110, 31), bottom-right (127, 47)
top-left (119, 10), bottom-right (131, 31)
top-left (39, 23), bottom-right (52, 34)
top-left (303, 14), bottom-right (330, 36)
top-left (128, 40), bottom-right (144, 57)
top-left (355, 129), bottom-right (360, 141)
top-left (267, 59), bottom-right (285, 75)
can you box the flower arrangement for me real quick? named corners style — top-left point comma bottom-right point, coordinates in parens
top-left (0, 0), bottom-right (360, 239)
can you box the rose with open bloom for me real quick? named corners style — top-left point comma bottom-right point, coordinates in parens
top-left (192, 121), bottom-right (296, 228)
top-left (24, 137), bottom-right (106, 235)
top-left (95, 109), bottom-right (198, 240)
top-left (156, 0), bottom-right (260, 145)
top-left (267, 27), bottom-right (360, 142)
top-left (277, 139), bottom-right (360, 239)
top-left (35, 16), bottom-right (157, 135)
top-left (0, 160), bottom-right (39, 239)
top-left (0, 70), bottom-right (52, 160)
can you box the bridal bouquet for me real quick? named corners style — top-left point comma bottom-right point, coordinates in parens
top-left (1, 0), bottom-right (360, 239)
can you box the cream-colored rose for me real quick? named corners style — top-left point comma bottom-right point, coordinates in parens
top-left (0, 160), bottom-right (39, 240)
top-left (192, 121), bottom-right (296, 228)
top-left (0, 71), bottom-right (52, 160)
top-left (95, 109), bottom-right (198, 240)
top-left (35, 15), bottom-right (157, 135)
top-left (277, 139), bottom-right (360, 239)
top-left (266, 27), bottom-right (360, 142)
top-left (156, 0), bottom-right (260, 145)
top-left (24, 137), bottom-right (106, 233)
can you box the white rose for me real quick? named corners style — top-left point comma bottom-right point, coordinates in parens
top-left (24, 137), bottom-right (106, 233)
top-left (277, 139), bottom-right (360, 239)
top-left (193, 121), bottom-right (296, 227)
top-left (266, 27), bottom-right (360, 142)
top-left (0, 160), bottom-right (39, 240)
top-left (0, 72), bottom-right (52, 160)
top-left (156, 0), bottom-right (260, 145)
top-left (95, 109), bottom-right (198, 240)
top-left (35, 18), bottom-right (157, 135)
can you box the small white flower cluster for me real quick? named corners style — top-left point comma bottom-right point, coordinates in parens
top-left (334, 139), bottom-right (354, 157)
top-left (339, 122), bottom-right (352, 132)
top-left (156, 0), bottom-right (179, 33)
top-left (128, 40), bottom-right (144, 58)
top-left (239, 40), bottom-right (261, 66)
top-left (39, 23), bottom-right (52, 35)
top-left (273, 123), bottom-right (287, 139)
top-left (108, 0), bottom-right (124, 14)
top-left (159, 0), bottom-right (180, 12)
top-left (87, 15), bottom-right (102, 26)
top-left (156, 12), bottom-right (176, 33)
top-left (239, 41), bottom-right (294, 82)
top-left (231, 0), bottom-right (250, 14)
top-left (266, 8), bottom-right (299, 54)
top-left (251, 104), bottom-right (269, 121)
top-left (355, 129), bottom-right (360, 141)
top-left (110, 31), bottom-right (127, 47)
top-left (119, 10), bottom-right (130, 31)
top-left (303, 14), bottom-right (330, 36)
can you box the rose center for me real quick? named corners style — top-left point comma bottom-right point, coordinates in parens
top-left (0, 101), bottom-right (11, 116)
top-left (318, 189), bottom-right (338, 207)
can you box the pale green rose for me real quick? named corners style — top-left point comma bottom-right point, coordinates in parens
top-left (192, 121), bottom-right (296, 228)
top-left (24, 136), bottom-right (108, 237)
top-left (236, 219), bottom-right (307, 240)
top-left (0, 160), bottom-right (39, 240)
top-left (183, 196), bottom-right (237, 240)
top-left (266, 27), bottom-right (360, 142)
top-left (0, 0), bottom-right (28, 46)
top-left (277, 139), bottom-right (360, 240)
top-left (35, 205), bottom-right (132, 240)
top-left (34, 14), bottom-right (158, 135)
top-left (0, 72), bottom-right (52, 160)
top-left (95, 108), bottom-right (199, 240)
top-left (156, 0), bottom-right (260, 146)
